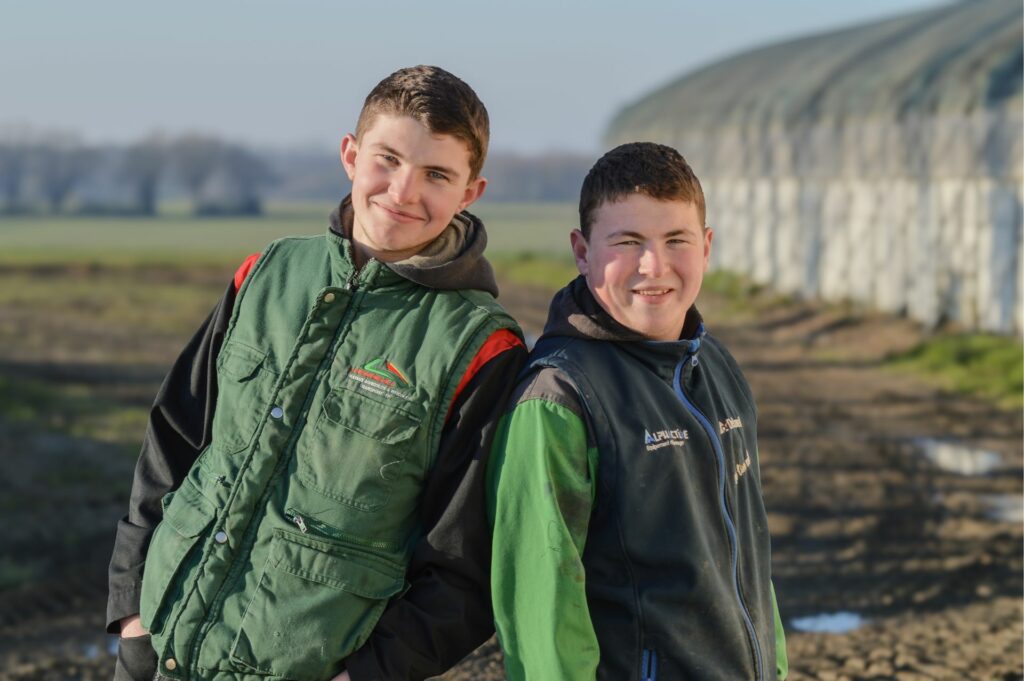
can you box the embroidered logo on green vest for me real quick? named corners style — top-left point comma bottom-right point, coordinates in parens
top-left (361, 358), bottom-right (411, 386)
top-left (348, 358), bottom-right (414, 400)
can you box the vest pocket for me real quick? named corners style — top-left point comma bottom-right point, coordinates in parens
top-left (139, 480), bottom-right (216, 633)
top-left (213, 341), bottom-right (275, 454)
top-left (300, 386), bottom-right (421, 512)
top-left (230, 530), bottom-right (405, 680)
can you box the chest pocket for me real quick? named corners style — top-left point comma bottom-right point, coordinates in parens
top-left (300, 386), bottom-right (422, 512)
top-left (213, 341), bottom-right (277, 454)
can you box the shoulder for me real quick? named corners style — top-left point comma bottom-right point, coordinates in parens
top-left (508, 364), bottom-right (585, 422)
top-left (230, 235), bottom-right (327, 291)
top-left (702, 332), bottom-right (757, 406)
top-left (448, 328), bottom-right (527, 409)
top-left (452, 289), bottom-right (519, 325)
top-left (232, 253), bottom-right (261, 291)
top-left (702, 333), bottom-right (747, 379)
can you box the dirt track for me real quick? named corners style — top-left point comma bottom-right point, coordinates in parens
top-left (0, 275), bottom-right (1020, 681)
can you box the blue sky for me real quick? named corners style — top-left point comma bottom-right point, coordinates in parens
top-left (1, 0), bottom-right (947, 153)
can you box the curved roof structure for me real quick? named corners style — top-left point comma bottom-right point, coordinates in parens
top-left (606, 0), bottom-right (1022, 141)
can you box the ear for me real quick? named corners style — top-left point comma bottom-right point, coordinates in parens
top-left (702, 226), bottom-right (714, 271)
top-left (570, 229), bottom-right (590, 277)
top-left (458, 175), bottom-right (487, 211)
top-left (340, 134), bottom-right (358, 181)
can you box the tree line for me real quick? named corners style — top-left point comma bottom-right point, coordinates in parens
top-left (0, 124), bottom-right (592, 216)
top-left (0, 126), bottom-right (274, 216)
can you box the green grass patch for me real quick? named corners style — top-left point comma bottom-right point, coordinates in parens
top-left (0, 374), bottom-right (148, 449)
top-left (491, 252), bottom-right (578, 291)
top-left (0, 211), bottom-right (329, 266)
top-left (472, 201), bottom-right (576, 255)
top-left (699, 270), bottom-right (792, 317)
top-left (0, 201), bottom-right (577, 265)
top-left (886, 334), bottom-right (1023, 410)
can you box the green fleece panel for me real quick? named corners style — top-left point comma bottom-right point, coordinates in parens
top-left (488, 398), bottom-right (600, 681)
top-left (772, 582), bottom-right (789, 680)
top-left (489, 396), bottom-right (792, 680)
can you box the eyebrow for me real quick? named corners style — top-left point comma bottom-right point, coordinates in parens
top-left (374, 143), bottom-right (461, 180)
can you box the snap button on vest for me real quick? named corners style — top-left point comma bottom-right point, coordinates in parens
top-left (324, 292), bottom-right (336, 303)
top-left (214, 531), bottom-right (228, 544)
top-left (270, 406), bottom-right (284, 419)
top-left (164, 658), bottom-right (177, 671)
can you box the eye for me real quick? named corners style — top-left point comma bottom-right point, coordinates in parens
top-left (378, 154), bottom-right (399, 165)
top-left (614, 239), bottom-right (641, 247)
top-left (427, 170), bottom-right (450, 182)
top-left (668, 234), bottom-right (697, 246)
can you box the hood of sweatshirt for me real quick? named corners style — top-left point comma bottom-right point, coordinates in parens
top-left (329, 195), bottom-right (500, 297)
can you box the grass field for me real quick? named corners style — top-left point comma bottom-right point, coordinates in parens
top-left (1, 199), bottom-right (1019, 410)
top-left (0, 200), bottom-right (576, 264)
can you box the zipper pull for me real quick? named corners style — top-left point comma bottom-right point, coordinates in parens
top-left (291, 513), bottom-right (308, 534)
top-left (347, 269), bottom-right (360, 291)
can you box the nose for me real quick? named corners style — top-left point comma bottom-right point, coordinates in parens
top-left (638, 245), bottom-right (667, 277)
top-left (389, 169), bottom-right (420, 205)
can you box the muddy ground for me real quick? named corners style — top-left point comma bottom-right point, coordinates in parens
top-left (0, 266), bottom-right (1020, 681)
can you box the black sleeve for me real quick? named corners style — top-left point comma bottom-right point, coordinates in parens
top-left (105, 281), bottom-right (236, 633)
top-left (344, 342), bottom-right (529, 681)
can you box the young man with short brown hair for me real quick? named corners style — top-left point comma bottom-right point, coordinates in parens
top-left (488, 142), bottom-right (788, 680)
top-left (108, 65), bottom-right (526, 681)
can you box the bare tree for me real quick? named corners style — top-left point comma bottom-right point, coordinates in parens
top-left (33, 131), bottom-right (94, 213)
top-left (217, 144), bottom-right (276, 215)
top-left (0, 124), bottom-right (32, 212)
top-left (172, 134), bottom-right (223, 210)
top-left (120, 133), bottom-right (167, 215)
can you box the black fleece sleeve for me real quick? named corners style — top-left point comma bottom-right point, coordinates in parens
top-left (105, 281), bottom-right (236, 633)
top-left (344, 342), bottom-right (528, 681)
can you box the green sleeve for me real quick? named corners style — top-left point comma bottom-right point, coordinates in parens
top-left (772, 581), bottom-right (788, 680)
top-left (487, 398), bottom-right (600, 681)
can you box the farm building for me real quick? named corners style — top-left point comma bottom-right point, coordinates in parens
top-left (606, 0), bottom-right (1023, 334)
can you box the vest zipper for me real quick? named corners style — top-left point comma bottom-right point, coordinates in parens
top-left (284, 509), bottom-right (401, 551)
top-left (287, 510), bottom-right (308, 534)
top-left (672, 357), bottom-right (765, 681)
top-left (640, 648), bottom-right (658, 681)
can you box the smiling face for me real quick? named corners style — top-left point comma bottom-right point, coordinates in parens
top-left (340, 114), bottom-right (487, 264)
top-left (571, 194), bottom-right (712, 341)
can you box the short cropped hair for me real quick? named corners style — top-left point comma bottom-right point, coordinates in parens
top-left (355, 65), bottom-right (490, 180)
top-left (579, 142), bottom-right (706, 238)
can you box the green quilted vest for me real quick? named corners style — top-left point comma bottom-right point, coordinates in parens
top-left (138, 229), bottom-right (519, 681)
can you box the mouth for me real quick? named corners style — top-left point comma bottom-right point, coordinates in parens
top-left (374, 201), bottom-right (424, 223)
top-left (632, 288), bottom-right (673, 298)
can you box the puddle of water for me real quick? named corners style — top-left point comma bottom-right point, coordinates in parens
top-left (980, 494), bottom-right (1024, 523)
top-left (915, 438), bottom-right (1002, 476)
top-left (790, 611), bottom-right (867, 634)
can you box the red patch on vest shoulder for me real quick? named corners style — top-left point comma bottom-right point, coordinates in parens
top-left (447, 329), bottom-right (525, 420)
top-left (232, 253), bottom-right (261, 292)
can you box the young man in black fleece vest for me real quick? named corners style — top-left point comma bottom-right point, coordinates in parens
top-left (488, 142), bottom-right (788, 680)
